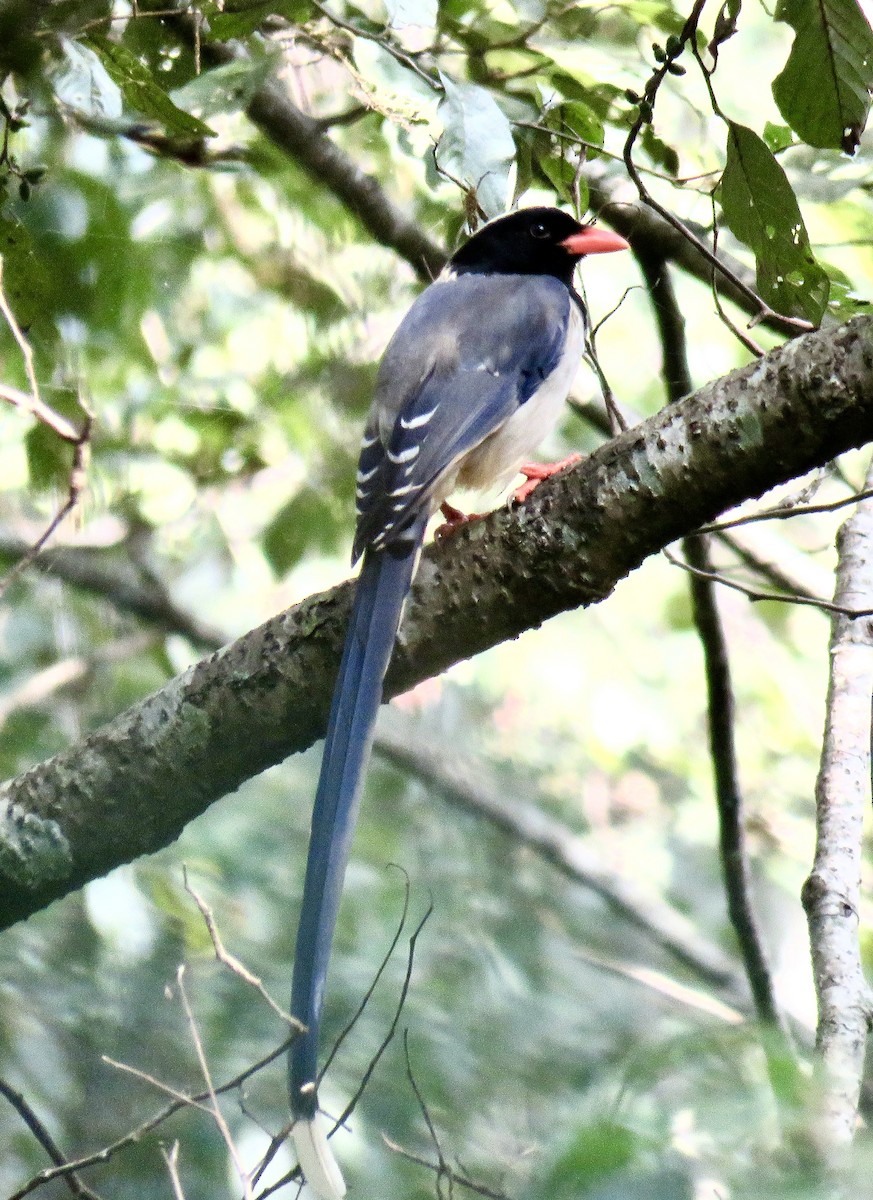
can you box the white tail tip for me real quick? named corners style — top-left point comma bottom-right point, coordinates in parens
top-left (292, 1112), bottom-right (347, 1200)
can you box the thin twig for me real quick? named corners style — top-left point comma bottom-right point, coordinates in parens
top-left (0, 381), bottom-right (82, 442)
top-left (697, 488), bottom-right (873, 534)
top-left (685, 534), bottom-right (795, 1064)
top-left (160, 1141), bottom-right (186, 1200)
top-left (665, 546), bottom-right (873, 618)
top-left (102, 1055), bottom-right (215, 1113)
top-left (0, 1079), bottom-right (103, 1200)
top-left (311, 0), bottom-right (440, 90)
top-left (253, 902), bottom-right (433, 1200)
top-left (174, 965), bottom-right (254, 1199)
top-left (707, 192), bottom-right (766, 356)
top-left (331, 903), bottom-right (433, 1134)
top-left (10, 1039), bottom-right (297, 1199)
top-left (183, 870), bottom-right (302, 1030)
top-left (0, 530), bottom-right (228, 649)
top-left (382, 1135), bottom-right (508, 1199)
top-left (0, 261), bottom-right (44, 417)
top-left (383, 1032), bottom-right (510, 1199)
top-left (319, 868), bottom-right (412, 1080)
top-left (0, 264), bottom-right (93, 592)
top-left (403, 1030), bottom-right (451, 1199)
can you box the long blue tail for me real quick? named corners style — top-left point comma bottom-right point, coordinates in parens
top-left (289, 523), bottom-right (425, 1128)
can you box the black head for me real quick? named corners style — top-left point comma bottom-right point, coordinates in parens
top-left (448, 207), bottom-right (629, 287)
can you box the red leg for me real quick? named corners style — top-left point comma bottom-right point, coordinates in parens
top-left (513, 453), bottom-right (583, 504)
top-left (434, 500), bottom-right (485, 540)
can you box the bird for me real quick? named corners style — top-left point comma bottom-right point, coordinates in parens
top-left (289, 206), bottom-right (629, 1199)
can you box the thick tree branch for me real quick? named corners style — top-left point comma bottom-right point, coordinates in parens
top-left (803, 454), bottom-right (873, 1161)
top-left (0, 317), bottom-right (871, 928)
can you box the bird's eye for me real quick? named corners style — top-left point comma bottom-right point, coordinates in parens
top-left (529, 222), bottom-right (549, 239)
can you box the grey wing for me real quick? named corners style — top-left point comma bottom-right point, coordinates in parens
top-left (352, 273), bottom-right (572, 561)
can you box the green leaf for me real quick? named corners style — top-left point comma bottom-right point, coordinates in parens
top-left (0, 211), bottom-right (49, 332)
top-left (538, 154), bottom-right (585, 206)
top-left (549, 100), bottom-right (605, 148)
top-left (762, 121), bottom-right (794, 152)
top-left (170, 57), bottom-right (272, 120)
top-left (772, 0), bottom-right (873, 152)
top-left (640, 124), bottom-right (680, 174)
top-left (25, 421), bottom-right (73, 491)
top-left (823, 277), bottom-right (873, 320)
top-left (540, 1121), bottom-right (638, 1196)
top-left (720, 121), bottom-right (829, 322)
top-left (202, 0), bottom-right (312, 39)
top-left (262, 486), bottom-right (343, 575)
top-left (436, 75), bottom-right (516, 218)
top-left (84, 34), bottom-right (216, 137)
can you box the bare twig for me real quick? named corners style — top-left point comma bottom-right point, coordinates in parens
top-left (311, 1), bottom-right (440, 91)
top-left (183, 870), bottom-right (302, 1030)
top-left (665, 546), bottom-right (873, 619)
top-left (404, 1030), bottom-right (452, 1200)
top-left (385, 1039), bottom-right (510, 1200)
top-left (382, 1134), bottom-right (508, 1199)
top-left (0, 411), bottom-right (93, 595)
top-left (0, 264), bottom-right (93, 592)
top-left (0, 1078), bottom-right (103, 1200)
top-left (685, 533), bottom-right (795, 1063)
top-left (10, 1038), bottom-right (297, 1199)
top-left (0, 530), bottom-right (228, 650)
top-left (0, 381), bottom-right (82, 442)
top-left (319, 868), bottom-right (412, 1081)
top-left (253, 900), bottom-right (433, 1200)
top-left (331, 903), bottom-right (433, 1134)
top-left (102, 1055), bottom-right (214, 1112)
top-left (174, 965), bottom-right (253, 1198)
top-left (712, 529), bottom-right (825, 605)
top-left (698, 488), bottom-right (873, 534)
top-left (707, 193), bottom-right (766, 356)
top-left (0, 262), bottom-right (45, 420)
top-left (160, 1141), bottom-right (186, 1200)
top-left (572, 947), bottom-right (744, 1024)
top-left (802, 455), bottom-right (873, 1162)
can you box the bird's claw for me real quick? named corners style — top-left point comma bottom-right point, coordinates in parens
top-left (512, 453), bottom-right (583, 504)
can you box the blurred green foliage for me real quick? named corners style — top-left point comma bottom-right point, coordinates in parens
top-left (0, 0), bottom-right (872, 1198)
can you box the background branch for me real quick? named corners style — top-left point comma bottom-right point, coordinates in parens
top-left (637, 242), bottom-right (795, 1072)
top-left (375, 709), bottom-right (744, 997)
top-left (803, 454), bottom-right (873, 1160)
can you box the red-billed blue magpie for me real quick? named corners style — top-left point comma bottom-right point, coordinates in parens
top-left (289, 207), bottom-right (629, 1198)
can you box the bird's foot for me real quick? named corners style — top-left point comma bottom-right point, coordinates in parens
top-left (512, 453), bottom-right (583, 504)
top-left (434, 500), bottom-right (485, 540)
